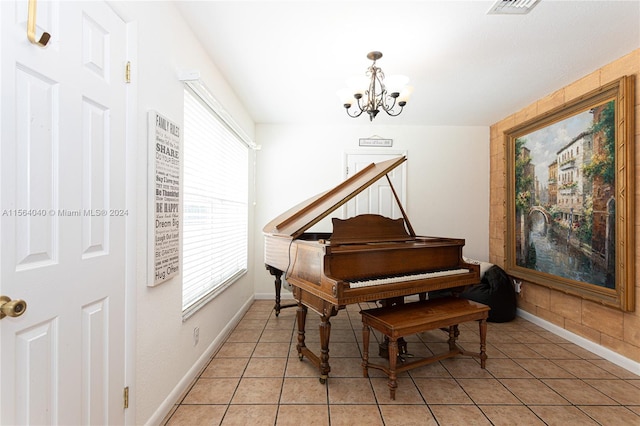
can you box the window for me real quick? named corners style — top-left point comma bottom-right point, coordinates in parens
top-left (182, 85), bottom-right (250, 318)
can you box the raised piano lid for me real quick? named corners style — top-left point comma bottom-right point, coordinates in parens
top-left (263, 156), bottom-right (409, 239)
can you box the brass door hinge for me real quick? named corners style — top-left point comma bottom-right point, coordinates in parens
top-left (125, 61), bottom-right (131, 83)
top-left (123, 386), bottom-right (129, 409)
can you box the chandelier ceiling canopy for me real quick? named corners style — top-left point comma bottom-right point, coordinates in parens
top-left (337, 51), bottom-right (413, 121)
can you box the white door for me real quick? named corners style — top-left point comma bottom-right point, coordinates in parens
top-left (344, 152), bottom-right (407, 218)
top-left (1, 1), bottom-right (129, 424)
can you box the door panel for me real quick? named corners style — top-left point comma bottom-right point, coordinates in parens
top-left (15, 65), bottom-right (58, 268)
top-left (1, 1), bottom-right (129, 424)
top-left (345, 152), bottom-right (407, 218)
top-left (15, 319), bottom-right (57, 425)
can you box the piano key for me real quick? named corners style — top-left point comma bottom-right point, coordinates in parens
top-left (348, 268), bottom-right (470, 288)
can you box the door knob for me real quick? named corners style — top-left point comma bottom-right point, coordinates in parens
top-left (0, 296), bottom-right (27, 319)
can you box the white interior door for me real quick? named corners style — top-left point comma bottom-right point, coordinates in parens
top-left (1, 1), bottom-right (129, 424)
top-left (344, 152), bottom-right (407, 218)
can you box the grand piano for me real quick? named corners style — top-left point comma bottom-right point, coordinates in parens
top-left (263, 156), bottom-right (480, 383)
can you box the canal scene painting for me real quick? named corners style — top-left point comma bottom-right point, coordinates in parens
top-left (505, 77), bottom-right (634, 311)
top-left (513, 100), bottom-right (616, 289)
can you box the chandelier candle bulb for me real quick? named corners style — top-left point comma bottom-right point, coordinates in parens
top-left (384, 74), bottom-right (410, 96)
top-left (336, 88), bottom-right (356, 108)
top-left (398, 85), bottom-right (414, 104)
top-left (346, 76), bottom-right (370, 97)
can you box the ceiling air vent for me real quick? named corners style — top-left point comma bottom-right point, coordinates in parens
top-left (487, 0), bottom-right (541, 15)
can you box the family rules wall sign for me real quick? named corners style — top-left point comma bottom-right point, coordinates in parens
top-left (148, 111), bottom-right (181, 286)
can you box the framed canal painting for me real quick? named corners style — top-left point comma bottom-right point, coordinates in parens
top-left (505, 76), bottom-right (635, 312)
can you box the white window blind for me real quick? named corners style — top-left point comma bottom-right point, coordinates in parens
top-left (182, 87), bottom-right (248, 317)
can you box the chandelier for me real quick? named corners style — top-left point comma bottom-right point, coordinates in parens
top-left (337, 51), bottom-right (413, 121)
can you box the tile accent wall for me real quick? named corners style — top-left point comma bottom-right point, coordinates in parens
top-left (489, 49), bottom-right (640, 363)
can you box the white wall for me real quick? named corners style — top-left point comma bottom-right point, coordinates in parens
top-left (118, 2), bottom-right (257, 424)
top-left (253, 124), bottom-right (490, 297)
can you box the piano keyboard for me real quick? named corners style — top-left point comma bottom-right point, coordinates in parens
top-left (348, 268), bottom-right (470, 289)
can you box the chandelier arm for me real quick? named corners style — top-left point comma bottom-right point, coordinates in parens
top-left (344, 97), bottom-right (366, 118)
top-left (381, 94), bottom-right (397, 112)
top-left (357, 96), bottom-right (369, 114)
top-left (346, 107), bottom-right (364, 118)
top-left (384, 104), bottom-right (405, 117)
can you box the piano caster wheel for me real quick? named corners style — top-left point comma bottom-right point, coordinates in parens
top-left (319, 375), bottom-right (328, 384)
top-left (298, 354), bottom-right (304, 361)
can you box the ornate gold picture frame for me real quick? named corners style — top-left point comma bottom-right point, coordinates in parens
top-left (505, 76), bottom-right (635, 311)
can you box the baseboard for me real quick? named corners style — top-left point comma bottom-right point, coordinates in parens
top-left (517, 308), bottom-right (640, 376)
top-left (146, 295), bottom-right (255, 426)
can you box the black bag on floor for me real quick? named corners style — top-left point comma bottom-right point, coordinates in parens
top-left (460, 265), bottom-right (517, 322)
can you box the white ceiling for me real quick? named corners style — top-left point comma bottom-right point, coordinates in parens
top-left (175, 0), bottom-right (640, 126)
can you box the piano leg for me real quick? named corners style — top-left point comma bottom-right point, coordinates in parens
top-left (318, 315), bottom-right (331, 384)
top-left (266, 265), bottom-right (296, 316)
top-left (295, 303), bottom-right (308, 360)
top-left (291, 288), bottom-right (339, 384)
top-left (447, 325), bottom-right (459, 351)
top-left (294, 302), bottom-right (332, 384)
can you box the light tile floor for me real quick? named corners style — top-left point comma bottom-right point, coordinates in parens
top-left (163, 299), bottom-right (640, 425)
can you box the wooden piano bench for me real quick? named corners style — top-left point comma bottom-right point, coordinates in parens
top-left (360, 296), bottom-right (490, 400)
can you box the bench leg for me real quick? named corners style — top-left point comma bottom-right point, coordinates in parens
top-left (362, 324), bottom-right (370, 377)
top-left (379, 336), bottom-right (408, 359)
top-left (478, 318), bottom-right (487, 369)
top-left (388, 338), bottom-right (398, 400)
